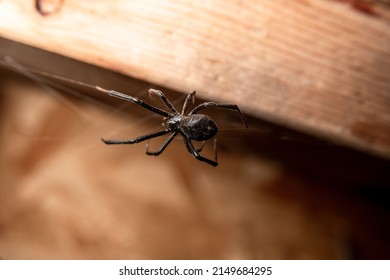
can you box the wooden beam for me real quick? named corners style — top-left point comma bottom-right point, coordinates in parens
top-left (0, 0), bottom-right (389, 159)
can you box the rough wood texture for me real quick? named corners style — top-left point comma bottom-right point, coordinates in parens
top-left (0, 0), bottom-right (389, 158)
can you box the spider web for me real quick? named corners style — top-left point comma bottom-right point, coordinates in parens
top-left (1, 56), bottom-right (185, 153)
top-left (0, 55), bottom-right (328, 169)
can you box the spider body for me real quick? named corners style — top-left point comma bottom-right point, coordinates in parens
top-left (179, 114), bottom-right (218, 141)
top-left (97, 87), bottom-right (247, 167)
top-left (165, 114), bottom-right (184, 131)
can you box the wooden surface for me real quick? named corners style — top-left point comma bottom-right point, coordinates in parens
top-left (0, 0), bottom-right (390, 159)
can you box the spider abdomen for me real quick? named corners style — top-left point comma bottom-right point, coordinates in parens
top-left (180, 114), bottom-right (218, 141)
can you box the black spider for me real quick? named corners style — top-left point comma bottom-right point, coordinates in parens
top-left (97, 87), bottom-right (248, 166)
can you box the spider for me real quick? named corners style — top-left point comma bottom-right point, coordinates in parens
top-left (97, 87), bottom-right (248, 166)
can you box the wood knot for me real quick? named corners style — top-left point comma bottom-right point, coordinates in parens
top-left (35, 0), bottom-right (64, 16)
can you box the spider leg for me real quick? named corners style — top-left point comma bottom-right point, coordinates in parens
top-left (183, 135), bottom-right (218, 167)
top-left (213, 138), bottom-right (218, 163)
top-left (146, 132), bottom-right (177, 156)
top-left (148, 89), bottom-right (178, 114)
top-left (101, 129), bottom-right (170, 145)
top-left (195, 141), bottom-right (206, 153)
top-left (181, 91), bottom-right (196, 115)
top-left (189, 102), bottom-right (248, 128)
top-left (96, 87), bottom-right (172, 118)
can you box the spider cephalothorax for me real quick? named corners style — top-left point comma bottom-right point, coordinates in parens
top-left (97, 87), bottom-right (247, 166)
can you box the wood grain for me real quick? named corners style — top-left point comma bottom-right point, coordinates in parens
top-left (0, 0), bottom-right (389, 158)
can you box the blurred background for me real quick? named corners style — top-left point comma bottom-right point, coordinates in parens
top-left (0, 0), bottom-right (389, 259)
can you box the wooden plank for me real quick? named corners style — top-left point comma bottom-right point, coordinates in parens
top-left (0, 0), bottom-right (389, 159)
